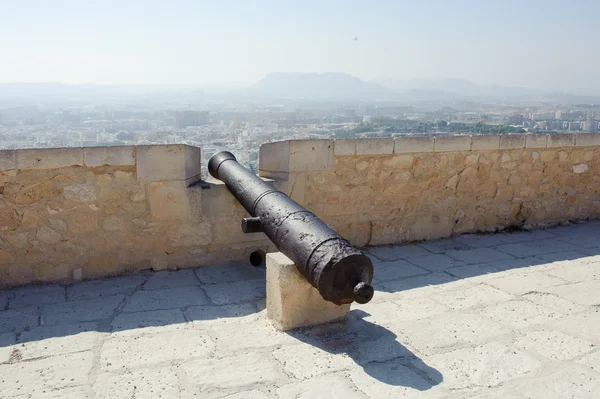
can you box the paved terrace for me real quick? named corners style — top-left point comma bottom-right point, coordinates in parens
top-left (1, 222), bottom-right (599, 398)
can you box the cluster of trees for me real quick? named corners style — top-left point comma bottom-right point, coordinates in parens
top-left (334, 122), bottom-right (375, 137)
top-left (443, 122), bottom-right (526, 134)
top-left (334, 120), bottom-right (525, 138)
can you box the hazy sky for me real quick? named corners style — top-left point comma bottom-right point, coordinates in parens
top-left (1, 0), bottom-right (598, 89)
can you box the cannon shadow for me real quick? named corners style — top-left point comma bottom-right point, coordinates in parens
top-left (286, 309), bottom-right (443, 390)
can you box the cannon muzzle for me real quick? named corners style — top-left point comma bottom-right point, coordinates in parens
top-left (208, 151), bottom-right (374, 305)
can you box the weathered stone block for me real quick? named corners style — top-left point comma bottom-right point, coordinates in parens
top-left (382, 154), bottom-right (413, 169)
top-left (285, 172), bottom-right (306, 204)
top-left (333, 139), bottom-right (356, 156)
top-left (136, 144), bottom-right (201, 183)
top-left (3, 178), bottom-right (60, 205)
top-left (259, 141), bottom-right (290, 173)
top-left (15, 147), bottom-right (84, 170)
top-left (499, 134), bottom-right (526, 149)
top-left (212, 215), bottom-right (267, 244)
top-left (266, 252), bottom-right (349, 331)
top-left (84, 146), bottom-right (135, 167)
top-left (576, 132), bottom-right (600, 147)
top-left (290, 140), bottom-right (333, 171)
top-left (356, 138), bottom-right (394, 155)
top-left (36, 226), bottom-right (62, 245)
top-left (0, 150), bottom-right (15, 170)
top-left (471, 135), bottom-right (500, 151)
top-left (0, 209), bottom-right (21, 232)
top-left (547, 133), bottom-right (575, 148)
top-left (434, 136), bottom-right (471, 152)
top-left (67, 205), bottom-right (99, 234)
top-left (148, 181), bottom-right (190, 221)
top-left (394, 136), bottom-right (434, 153)
top-left (260, 140), bottom-right (333, 174)
top-left (525, 134), bottom-right (548, 149)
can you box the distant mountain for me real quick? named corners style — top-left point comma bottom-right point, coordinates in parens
top-left (248, 72), bottom-right (399, 101)
top-left (372, 77), bottom-right (543, 99)
top-left (373, 78), bottom-right (480, 96)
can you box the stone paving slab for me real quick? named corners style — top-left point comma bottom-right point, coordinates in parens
top-left (371, 259), bottom-right (429, 282)
top-left (0, 351), bottom-right (94, 397)
top-left (17, 322), bottom-right (102, 360)
top-left (9, 285), bottom-right (65, 309)
top-left (93, 368), bottom-right (184, 399)
top-left (513, 366), bottom-right (600, 398)
top-left (0, 291), bottom-right (8, 310)
top-left (111, 308), bottom-right (186, 334)
top-left (100, 328), bottom-right (215, 371)
top-left (0, 306), bottom-right (38, 333)
top-left (143, 269), bottom-right (200, 290)
top-left (42, 295), bottom-right (124, 325)
top-left (124, 286), bottom-right (209, 312)
top-left (65, 274), bottom-right (146, 301)
top-left (202, 279), bottom-right (266, 305)
top-left (0, 332), bottom-right (15, 363)
top-left (0, 222), bottom-right (599, 398)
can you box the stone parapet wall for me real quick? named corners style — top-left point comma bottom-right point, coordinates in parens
top-left (2, 134), bottom-right (599, 287)
top-left (260, 134), bottom-right (600, 246)
top-left (0, 145), bottom-right (271, 287)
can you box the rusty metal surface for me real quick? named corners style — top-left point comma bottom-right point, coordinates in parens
top-left (208, 151), bottom-right (374, 305)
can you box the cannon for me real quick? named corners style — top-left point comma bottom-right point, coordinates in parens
top-left (208, 151), bottom-right (374, 305)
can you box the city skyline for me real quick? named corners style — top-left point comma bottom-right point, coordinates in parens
top-left (1, 1), bottom-right (599, 90)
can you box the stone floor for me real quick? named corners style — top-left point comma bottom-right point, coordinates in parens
top-left (1, 221), bottom-right (600, 398)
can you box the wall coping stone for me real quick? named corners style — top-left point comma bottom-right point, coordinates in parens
top-left (0, 145), bottom-right (202, 183)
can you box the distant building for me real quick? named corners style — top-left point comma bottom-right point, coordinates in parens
top-left (508, 114), bottom-right (524, 125)
top-left (175, 110), bottom-right (209, 128)
top-left (530, 112), bottom-right (555, 121)
top-left (62, 110), bottom-right (81, 124)
top-left (584, 119), bottom-right (597, 132)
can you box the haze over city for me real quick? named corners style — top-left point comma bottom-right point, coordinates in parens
top-left (1, 0), bottom-right (599, 177)
top-left (2, 0), bottom-right (599, 91)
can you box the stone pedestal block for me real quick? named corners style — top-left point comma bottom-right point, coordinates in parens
top-left (266, 252), bottom-right (350, 331)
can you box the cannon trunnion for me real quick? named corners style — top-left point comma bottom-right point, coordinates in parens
top-left (208, 151), bottom-right (374, 305)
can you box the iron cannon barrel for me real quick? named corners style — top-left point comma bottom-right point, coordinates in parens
top-left (208, 151), bottom-right (374, 305)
